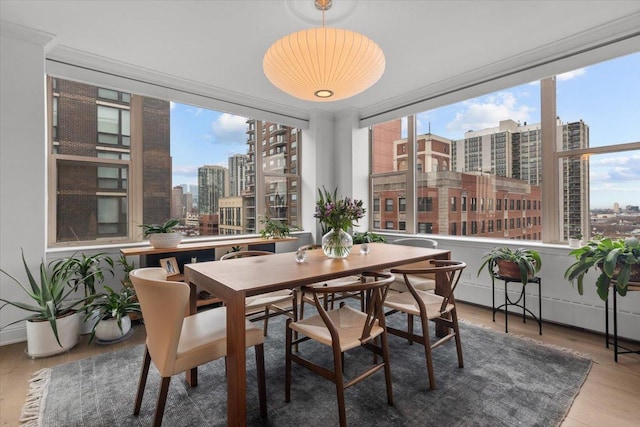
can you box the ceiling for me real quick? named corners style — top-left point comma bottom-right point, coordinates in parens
top-left (2, 1), bottom-right (640, 123)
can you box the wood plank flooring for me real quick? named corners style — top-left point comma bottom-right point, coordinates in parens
top-left (1, 302), bottom-right (638, 426)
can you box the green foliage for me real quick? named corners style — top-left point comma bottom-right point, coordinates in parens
top-left (314, 187), bottom-right (365, 234)
top-left (50, 252), bottom-right (114, 299)
top-left (84, 285), bottom-right (141, 343)
top-left (352, 231), bottom-right (386, 244)
top-left (259, 216), bottom-right (294, 239)
top-left (565, 237), bottom-right (640, 301)
top-left (138, 218), bottom-right (180, 237)
top-left (0, 249), bottom-right (92, 347)
top-left (118, 254), bottom-right (136, 289)
top-left (477, 247), bottom-right (542, 285)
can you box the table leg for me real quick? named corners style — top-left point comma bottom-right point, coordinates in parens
top-left (226, 291), bottom-right (248, 426)
top-left (613, 287), bottom-right (618, 363)
top-left (605, 293), bottom-right (609, 349)
top-left (504, 280), bottom-right (509, 333)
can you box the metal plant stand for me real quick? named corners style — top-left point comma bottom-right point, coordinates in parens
top-left (604, 282), bottom-right (640, 362)
top-left (492, 274), bottom-right (542, 335)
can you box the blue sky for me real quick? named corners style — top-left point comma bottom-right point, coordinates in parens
top-left (170, 52), bottom-right (639, 209)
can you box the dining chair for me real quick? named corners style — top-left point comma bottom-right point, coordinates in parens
top-left (295, 244), bottom-right (363, 321)
top-left (130, 268), bottom-right (267, 427)
top-left (285, 271), bottom-right (395, 427)
top-left (219, 250), bottom-right (294, 336)
top-left (388, 237), bottom-right (439, 293)
top-left (384, 260), bottom-right (467, 390)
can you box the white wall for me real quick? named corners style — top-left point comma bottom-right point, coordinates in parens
top-left (422, 237), bottom-right (640, 341)
top-left (0, 24), bottom-right (53, 345)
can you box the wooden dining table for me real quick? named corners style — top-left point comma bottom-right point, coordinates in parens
top-left (184, 242), bottom-right (451, 426)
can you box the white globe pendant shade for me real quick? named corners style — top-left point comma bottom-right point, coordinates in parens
top-left (263, 27), bottom-right (385, 102)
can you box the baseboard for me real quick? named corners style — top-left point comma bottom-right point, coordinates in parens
top-left (0, 323), bottom-right (27, 346)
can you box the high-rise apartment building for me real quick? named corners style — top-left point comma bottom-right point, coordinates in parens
top-left (51, 77), bottom-right (171, 243)
top-left (244, 119), bottom-right (300, 233)
top-left (453, 118), bottom-right (589, 239)
top-left (171, 185), bottom-right (184, 219)
top-left (228, 154), bottom-right (248, 197)
top-left (198, 165), bottom-right (227, 215)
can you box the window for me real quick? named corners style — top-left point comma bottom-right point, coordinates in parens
top-left (418, 222), bottom-right (433, 233)
top-left (399, 221), bottom-right (406, 231)
top-left (369, 53), bottom-right (638, 242)
top-left (399, 197), bottom-right (406, 212)
top-left (385, 198), bottom-right (394, 212)
top-left (450, 196), bottom-right (457, 211)
top-left (417, 196), bottom-right (433, 212)
top-left (373, 198), bottom-right (380, 212)
top-left (48, 77), bottom-right (301, 245)
top-left (385, 221), bottom-right (394, 229)
top-left (450, 222), bottom-right (457, 235)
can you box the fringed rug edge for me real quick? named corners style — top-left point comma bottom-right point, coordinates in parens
top-left (19, 368), bottom-right (51, 427)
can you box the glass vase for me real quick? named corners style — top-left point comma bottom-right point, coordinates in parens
top-left (321, 228), bottom-right (353, 259)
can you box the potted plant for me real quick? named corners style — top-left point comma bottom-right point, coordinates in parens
top-left (314, 187), bottom-right (365, 259)
top-left (352, 231), bottom-right (386, 244)
top-left (84, 286), bottom-right (141, 343)
top-left (568, 232), bottom-right (583, 248)
top-left (0, 250), bottom-right (91, 357)
top-left (564, 237), bottom-right (640, 301)
top-left (477, 247), bottom-right (542, 284)
top-left (50, 252), bottom-right (115, 334)
top-left (139, 218), bottom-right (182, 248)
top-left (259, 216), bottom-right (295, 239)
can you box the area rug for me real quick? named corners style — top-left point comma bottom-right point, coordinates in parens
top-left (21, 314), bottom-right (591, 427)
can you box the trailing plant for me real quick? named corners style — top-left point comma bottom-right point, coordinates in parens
top-left (138, 218), bottom-right (180, 237)
top-left (352, 231), bottom-right (386, 244)
top-left (564, 237), bottom-right (640, 301)
top-left (477, 247), bottom-right (542, 285)
top-left (84, 286), bottom-right (141, 343)
top-left (0, 250), bottom-right (92, 346)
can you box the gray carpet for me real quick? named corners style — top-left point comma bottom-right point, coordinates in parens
top-left (28, 312), bottom-right (591, 427)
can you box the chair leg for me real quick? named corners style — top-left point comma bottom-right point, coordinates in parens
top-left (263, 307), bottom-right (270, 336)
top-left (333, 347), bottom-right (347, 427)
top-left (153, 376), bottom-right (171, 427)
top-left (381, 331), bottom-right (394, 406)
top-left (421, 317), bottom-right (436, 390)
top-left (255, 343), bottom-right (267, 418)
top-left (285, 319), bottom-right (293, 403)
top-left (407, 313), bottom-right (414, 345)
top-left (134, 347), bottom-right (152, 415)
top-left (451, 309), bottom-right (464, 368)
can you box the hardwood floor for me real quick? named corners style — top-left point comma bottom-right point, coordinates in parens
top-left (1, 302), bottom-right (638, 426)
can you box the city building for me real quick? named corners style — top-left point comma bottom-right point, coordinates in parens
top-left (50, 77), bottom-right (171, 243)
top-left (171, 185), bottom-right (184, 219)
top-left (244, 119), bottom-right (300, 233)
top-left (451, 119), bottom-right (588, 240)
top-left (198, 165), bottom-right (228, 215)
top-left (218, 196), bottom-right (244, 235)
top-left (228, 154), bottom-right (248, 197)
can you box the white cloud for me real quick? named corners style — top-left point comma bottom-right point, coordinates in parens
top-left (211, 113), bottom-right (248, 145)
top-left (557, 68), bottom-right (586, 81)
top-left (446, 92), bottom-right (535, 134)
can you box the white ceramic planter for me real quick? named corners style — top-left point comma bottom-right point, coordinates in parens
top-left (79, 309), bottom-right (100, 335)
top-left (568, 238), bottom-right (584, 248)
top-left (94, 315), bottom-right (132, 342)
top-left (149, 232), bottom-right (183, 249)
top-left (26, 312), bottom-right (79, 358)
